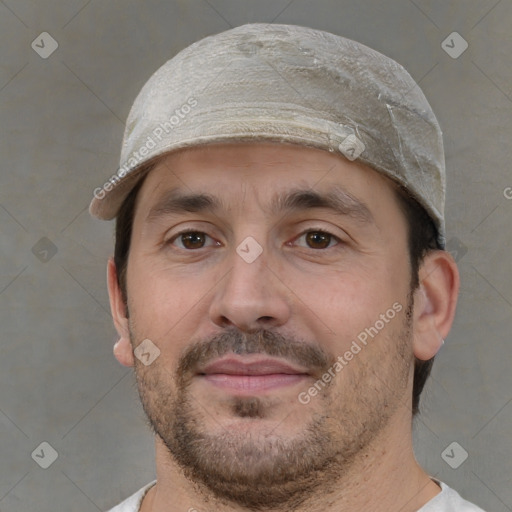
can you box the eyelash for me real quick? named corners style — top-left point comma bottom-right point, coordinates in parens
top-left (166, 227), bottom-right (342, 251)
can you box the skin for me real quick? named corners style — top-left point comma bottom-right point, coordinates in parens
top-left (107, 142), bottom-right (459, 512)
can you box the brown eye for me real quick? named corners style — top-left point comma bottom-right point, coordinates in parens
top-left (169, 231), bottom-right (217, 250)
top-left (306, 231), bottom-right (331, 249)
top-left (181, 232), bottom-right (206, 249)
top-left (296, 230), bottom-right (340, 250)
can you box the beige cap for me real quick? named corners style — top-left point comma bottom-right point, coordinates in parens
top-left (89, 23), bottom-right (446, 248)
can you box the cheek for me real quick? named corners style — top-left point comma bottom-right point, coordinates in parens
top-left (126, 257), bottom-right (209, 352)
top-left (288, 261), bottom-right (408, 351)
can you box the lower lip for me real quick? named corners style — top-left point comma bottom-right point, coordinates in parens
top-left (200, 373), bottom-right (308, 392)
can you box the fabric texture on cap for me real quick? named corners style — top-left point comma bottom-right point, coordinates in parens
top-left (89, 23), bottom-right (446, 248)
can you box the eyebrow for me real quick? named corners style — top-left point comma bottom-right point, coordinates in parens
top-left (146, 186), bottom-right (374, 226)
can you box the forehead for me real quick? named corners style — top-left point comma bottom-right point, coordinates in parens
top-left (135, 142), bottom-right (396, 215)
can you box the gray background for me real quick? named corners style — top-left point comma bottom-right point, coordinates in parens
top-left (0, 1), bottom-right (511, 511)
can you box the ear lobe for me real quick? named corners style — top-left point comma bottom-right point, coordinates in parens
top-left (113, 338), bottom-right (135, 367)
top-left (412, 250), bottom-right (460, 361)
top-left (107, 258), bottom-right (135, 367)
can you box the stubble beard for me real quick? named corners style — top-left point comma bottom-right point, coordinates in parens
top-left (131, 294), bottom-right (414, 510)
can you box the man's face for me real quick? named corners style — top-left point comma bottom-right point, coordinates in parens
top-left (124, 142), bottom-right (416, 508)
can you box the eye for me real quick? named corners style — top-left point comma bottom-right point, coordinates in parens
top-left (294, 229), bottom-right (341, 250)
top-left (166, 228), bottom-right (342, 251)
top-left (167, 230), bottom-right (219, 250)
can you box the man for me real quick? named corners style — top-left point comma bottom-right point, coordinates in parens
top-left (90, 23), bottom-right (485, 512)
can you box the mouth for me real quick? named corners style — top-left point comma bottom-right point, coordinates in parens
top-left (196, 355), bottom-right (311, 393)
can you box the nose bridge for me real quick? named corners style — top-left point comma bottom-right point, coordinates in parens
top-left (208, 231), bottom-right (291, 331)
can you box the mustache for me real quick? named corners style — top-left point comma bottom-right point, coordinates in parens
top-left (176, 328), bottom-right (333, 382)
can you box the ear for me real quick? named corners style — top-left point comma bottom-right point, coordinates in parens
top-left (107, 257), bottom-right (135, 367)
top-left (412, 250), bottom-right (460, 360)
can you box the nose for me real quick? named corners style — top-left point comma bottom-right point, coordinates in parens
top-left (208, 241), bottom-right (292, 333)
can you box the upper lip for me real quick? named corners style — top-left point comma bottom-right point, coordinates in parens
top-left (198, 356), bottom-right (310, 376)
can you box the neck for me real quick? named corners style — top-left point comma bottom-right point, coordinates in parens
top-left (141, 407), bottom-right (441, 512)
